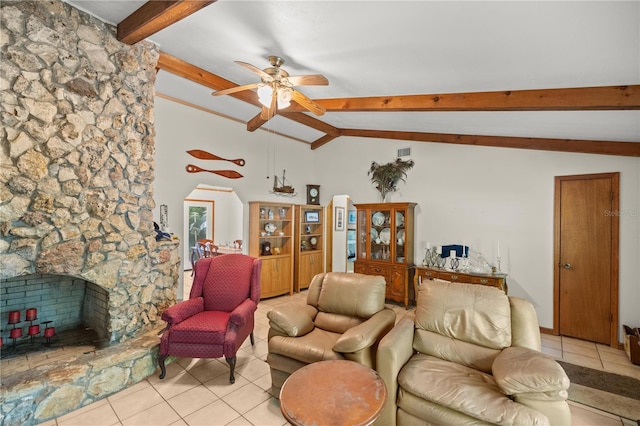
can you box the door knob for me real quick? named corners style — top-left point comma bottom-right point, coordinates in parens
top-left (563, 263), bottom-right (572, 269)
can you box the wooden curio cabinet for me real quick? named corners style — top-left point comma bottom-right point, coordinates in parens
top-left (354, 202), bottom-right (416, 307)
top-left (294, 205), bottom-right (325, 292)
top-left (249, 201), bottom-right (294, 298)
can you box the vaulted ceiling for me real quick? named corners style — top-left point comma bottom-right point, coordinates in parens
top-left (66, 0), bottom-right (640, 156)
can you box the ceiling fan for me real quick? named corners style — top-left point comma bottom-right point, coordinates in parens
top-left (212, 56), bottom-right (328, 121)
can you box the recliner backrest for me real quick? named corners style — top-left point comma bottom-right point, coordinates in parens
top-left (413, 281), bottom-right (512, 373)
top-left (192, 254), bottom-right (258, 312)
top-left (306, 272), bottom-right (386, 334)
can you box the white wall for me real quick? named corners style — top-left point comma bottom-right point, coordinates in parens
top-left (154, 96), bottom-right (640, 342)
top-left (313, 137), bottom-right (640, 339)
top-left (153, 97), bottom-right (315, 296)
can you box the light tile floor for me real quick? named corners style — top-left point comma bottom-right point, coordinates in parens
top-left (44, 275), bottom-right (639, 426)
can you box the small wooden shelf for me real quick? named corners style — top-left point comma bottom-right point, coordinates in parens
top-left (249, 201), bottom-right (295, 298)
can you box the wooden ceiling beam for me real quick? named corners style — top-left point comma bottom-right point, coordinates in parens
top-left (340, 129), bottom-right (640, 157)
top-left (286, 85), bottom-right (640, 112)
top-left (155, 53), bottom-right (638, 155)
top-left (118, 1), bottom-right (216, 44)
top-left (157, 52), bottom-right (261, 105)
top-left (310, 134), bottom-right (341, 150)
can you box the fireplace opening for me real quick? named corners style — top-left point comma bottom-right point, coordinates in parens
top-left (1, 274), bottom-right (110, 360)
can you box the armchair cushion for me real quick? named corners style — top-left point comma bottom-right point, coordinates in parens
top-left (161, 297), bottom-right (204, 324)
top-left (268, 303), bottom-right (315, 337)
top-left (398, 354), bottom-right (549, 426)
top-left (269, 328), bottom-right (344, 364)
top-left (493, 347), bottom-right (570, 396)
top-left (168, 311), bottom-right (229, 345)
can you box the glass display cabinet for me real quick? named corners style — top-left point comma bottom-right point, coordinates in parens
top-left (354, 202), bottom-right (416, 307)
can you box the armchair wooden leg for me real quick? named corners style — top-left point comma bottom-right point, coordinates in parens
top-left (250, 331), bottom-right (255, 346)
top-left (159, 354), bottom-right (168, 379)
top-left (226, 356), bottom-right (236, 384)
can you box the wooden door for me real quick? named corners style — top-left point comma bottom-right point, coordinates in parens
top-left (554, 173), bottom-right (619, 345)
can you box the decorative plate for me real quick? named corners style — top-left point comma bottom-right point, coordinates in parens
top-left (370, 228), bottom-right (378, 241)
top-left (397, 229), bottom-right (405, 245)
top-left (396, 211), bottom-right (404, 227)
top-left (380, 228), bottom-right (391, 244)
top-left (310, 237), bottom-right (318, 246)
top-left (372, 212), bottom-right (385, 227)
top-left (264, 223), bottom-right (277, 233)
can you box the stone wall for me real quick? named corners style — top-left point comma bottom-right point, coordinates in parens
top-left (0, 0), bottom-right (179, 344)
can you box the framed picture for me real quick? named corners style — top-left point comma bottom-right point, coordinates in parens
top-left (348, 210), bottom-right (356, 225)
top-left (305, 210), bottom-right (320, 223)
top-left (335, 207), bottom-right (345, 231)
top-left (183, 199), bottom-right (214, 270)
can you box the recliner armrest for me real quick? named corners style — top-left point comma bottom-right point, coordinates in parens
top-left (375, 316), bottom-right (415, 426)
top-left (161, 297), bottom-right (204, 324)
top-left (333, 308), bottom-right (396, 353)
top-left (229, 298), bottom-right (257, 328)
top-left (493, 346), bottom-right (570, 395)
top-left (267, 303), bottom-right (317, 337)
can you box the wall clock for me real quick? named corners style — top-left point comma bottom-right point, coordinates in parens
top-left (307, 185), bottom-right (320, 205)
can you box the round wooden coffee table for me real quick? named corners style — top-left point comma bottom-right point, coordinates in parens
top-left (279, 360), bottom-right (387, 426)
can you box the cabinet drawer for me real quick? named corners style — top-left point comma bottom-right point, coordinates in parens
top-left (470, 276), bottom-right (496, 286)
top-left (417, 269), bottom-right (438, 280)
top-left (437, 271), bottom-right (471, 283)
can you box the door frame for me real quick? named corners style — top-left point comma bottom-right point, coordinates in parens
top-left (553, 172), bottom-right (620, 346)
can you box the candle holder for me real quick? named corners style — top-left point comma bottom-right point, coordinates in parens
top-left (450, 257), bottom-right (460, 270)
top-left (496, 256), bottom-right (503, 274)
top-left (8, 310), bottom-right (20, 325)
top-left (43, 321), bottom-right (55, 346)
top-left (26, 308), bottom-right (37, 322)
top-left (436, 255), bottom-right (446, 269)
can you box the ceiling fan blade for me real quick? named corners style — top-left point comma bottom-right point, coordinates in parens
top-left (287, 74), bottom-right (329, 86)
top-left (235, 61), bottom-right (273, 82)
top-left (212, 83), bottom-right (259, 96)
top-left (291, 90), bottom-right (326, 116)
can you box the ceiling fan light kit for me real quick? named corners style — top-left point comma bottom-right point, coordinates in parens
top-left (213, 55), bottom-right (328, 120)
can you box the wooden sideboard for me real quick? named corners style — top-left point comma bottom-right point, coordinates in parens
top-left (414, 266), bottom-right (508, 296)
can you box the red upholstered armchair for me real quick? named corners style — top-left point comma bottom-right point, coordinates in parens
top-left (158, 254), bottom-right (262, 383)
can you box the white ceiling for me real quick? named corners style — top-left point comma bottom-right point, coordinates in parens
top-left (65, 0), bottom-right (640, 146)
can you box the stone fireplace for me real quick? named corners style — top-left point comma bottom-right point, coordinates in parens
top-left (0, 1), bottom-right (180, 424)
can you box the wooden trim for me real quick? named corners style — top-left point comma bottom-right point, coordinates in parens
top-left (118, 1), bottom-right (216, 44)
top-left (540, 327), bottom-right (555, 335)
top-left (155, 92), bottom-right (309, 144)
top-left (611, 173), bottom-right (620, 346)
top-left (340, 129), bottom-right (640, 157)
top-left (553, 172), bottom-right (620, 346)
top-left (292, 85), bottom-right (640, 112)
top-left (553, 178), bottom-right (562, 337)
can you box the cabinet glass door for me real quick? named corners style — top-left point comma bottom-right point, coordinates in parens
top-left (394, 208), bottom-right (406, 263)
top-left (370, 209), bottom-right (391, 261)
top-left (357, 210), bottom-right (367, 259)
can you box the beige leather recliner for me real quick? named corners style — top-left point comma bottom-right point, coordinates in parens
top-left (377, 280), bottom-right (571, 426)
top-left (267, 272), bottom-right (396, 392)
